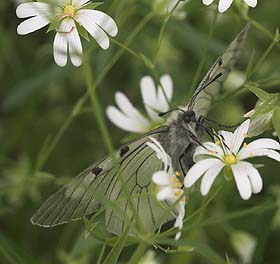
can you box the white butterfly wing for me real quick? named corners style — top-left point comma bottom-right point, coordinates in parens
top-left (31, 127), bottom-right (176, 234)
top-left (193, 24), bottom-right (250, 116)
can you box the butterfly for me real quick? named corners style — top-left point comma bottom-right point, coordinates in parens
top-left (31, 24), bottom-right (250, 236)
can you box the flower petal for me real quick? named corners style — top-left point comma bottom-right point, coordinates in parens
top-left (140, 76), bottom-right (159, 121)
top-left (152, 171), bottom-right (171, 186)
top-left (242, 162), bottom-right (263, 194)
top-left (174, 200), bottom-right (185, 240)
top-left (231, 119), bottom-right (250, 154)
top-left (218, 130), bottom-right (234, 152)
top-left (184, 158), bottom-right (222, 187)
top-left (231, 163), bottom-right (252, 200)
top-left (78, 10), bottom-right (118, 37)
top-left (147, 137), bottom-right (172, 170)
top-left (68, 23), bottom-right (83, 67)
top-left (16, 2), bottom-right (52, 18)
top-left (106, 106), bottom-right (149, 133)
top-left (239, 146), bottom-right (280, 162)
top-left (200, 161), bottom-right (224, 196)
top-left (17, 15), bottom-right (50, 35)
top-left (193, 142), bottom-right (224, 162)
top-left (157, 186), bottom-right (174, 201)
top-left (115, 92), bottom-right (149, 125)
top-left (53, 20), bottom-right (71, 67)
top-left (218, 0), bottom-right (233, 13)
top-left (239, 138), bottom-right (280, 156)
top-left (157, 74), bottom-right (173, 112)
top-left (76, 13), bottom-right (110, 49)
top-left (243, 0), bottom-right (257, 7)
top-left (202, 0), bottom-right (215, 5)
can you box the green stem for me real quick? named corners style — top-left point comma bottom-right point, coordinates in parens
top-left (83, 61), bottom-right (114, 153)
top-left (153, 0), bottom-right (182, 64)
top-left (127, 243), bottom-right (148, 264)
top-left (190, 12), bottom-right (217, 94)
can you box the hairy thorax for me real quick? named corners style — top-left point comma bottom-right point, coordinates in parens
top-left (159, 113), bottom-right (204, 172)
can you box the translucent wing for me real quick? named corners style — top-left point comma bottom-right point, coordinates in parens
top-left (193, 24), bottom-right (250, 116)
top-left (31, 127), bottom-right (176, 235)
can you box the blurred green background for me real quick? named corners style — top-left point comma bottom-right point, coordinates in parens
top-left (0, 0), bottom-right (280, 263)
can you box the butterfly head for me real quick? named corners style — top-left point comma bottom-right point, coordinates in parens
top-left (182, 110), bottom-right (196, 123)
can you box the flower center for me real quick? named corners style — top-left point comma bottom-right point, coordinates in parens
top-left (224, 154), bottom-right (237, 165)
top-left (64, 5), bottom-right (75, 16)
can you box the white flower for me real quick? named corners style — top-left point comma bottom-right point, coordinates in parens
top-left (202, 0), bottom-right (257, 13)
top-left (16, 0), bottom-right (118, 67)
top-left (106, 74), bottom-right (173, 133)
top-left (184, 119), bottom-right (280, 200)
top-left (147, 137), bottom-right (185, 240)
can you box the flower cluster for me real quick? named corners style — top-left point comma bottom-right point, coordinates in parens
top-left (202, 0), bottom-right (257, 13)
top-left (16, 0), bottom-right (118, 67)
top-left (147, 137), bottom-right (185, 240)
top-left (106, 74), bottom-right (173, 133)
top-left (184, 120), bottom-right (280, 200)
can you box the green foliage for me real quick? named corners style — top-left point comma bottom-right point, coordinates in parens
top-left (0, 0), bottom-right (280, 263)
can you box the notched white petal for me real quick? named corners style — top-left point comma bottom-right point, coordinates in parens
top-left (17, 16), bottom-right (50, 35)
top-left (185, 158), bottom-right (221, 187)
top-left (79, 10), bottom-right (118, 37)
top-left (157, 187), bottom-right (174, 200)
top-left (231, 163), bottom-right (252, 200)
top-left (218, 0), bottom-right (234, 13)
top-left (243, 0), bottom-right (257, 7)
top-left (200, 162), bottom-right (224, 195)
top-left (152, 171), bottom-right (171, 186)
top-left (16, 2), bottom-right (52, 18)
top-left (202, 0), bottom-right (215, 5)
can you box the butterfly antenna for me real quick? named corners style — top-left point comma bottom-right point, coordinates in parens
top-left (188, 72), bottom-right (223, 111)
top-left (158, 108), bottom-right (186, 117)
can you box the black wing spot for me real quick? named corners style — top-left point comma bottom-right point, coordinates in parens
top-left (91, 167), bottom-right (102, 175)
top-left (120, 145), bottom-right (129, 157)
top-left (218, 58), bottom-right (223, 66)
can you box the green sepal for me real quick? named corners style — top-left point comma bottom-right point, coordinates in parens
top-left (47, 19), bottom-right (60, 33)
top-left (83, 2), bottom-right (104, 10)
top-left (76, 23), bottom-right (89, 41)
top-left (248, 86), bottom-right (273, 101)
top-left (223, 166), bottom-right (233, 182)
top-left (272, 106), bottom-right (280, 140)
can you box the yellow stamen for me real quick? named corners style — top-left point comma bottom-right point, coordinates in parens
top-left (215, 140), bottom-right (220, 145)
top-left (243, 133), bottom-right (248, 138)
top-left (175, 171), bottom-right (180, 177)
top-left (64, 5), bottom-right (75, 16)
top-left (174, 190), bottom-right (183, 197)
top-left (224, 154), bottom-right (238, 165)
top-left (243, 142), bottom-right (247, 148)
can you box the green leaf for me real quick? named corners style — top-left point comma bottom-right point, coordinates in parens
top-left (248, 86), bottom-right (273, 101)
top-left (47, 20), bottom-right (59, 33)
top-left (102, 227), bottom-right (130, 264)
top-left (272, 106), bottom-right (280, 139)
top-left (157, 238), bottom-right (225, 264)
top-left (77, 23), bottom-right (89, 41)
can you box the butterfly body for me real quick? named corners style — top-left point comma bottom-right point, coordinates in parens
top-left (159, 110), bottom-right (204, 173)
